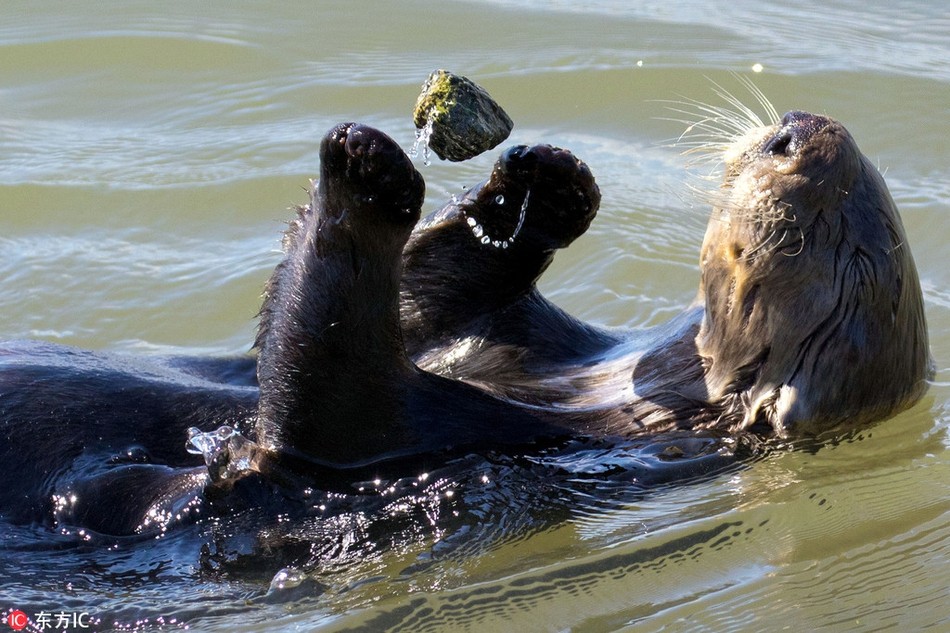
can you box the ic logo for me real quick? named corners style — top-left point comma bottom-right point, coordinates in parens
top-left (6, 610), bottom-right (28, 631)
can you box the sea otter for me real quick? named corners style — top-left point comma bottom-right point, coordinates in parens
top-left (0, 106), bottom-right (930, 537)
top-left (0, 341), bottom-right (254, 534)
top-left (400, 109), bottom-right (932, 437)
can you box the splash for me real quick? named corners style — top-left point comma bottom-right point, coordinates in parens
top-left (269, 567), bottom-right (308, 592)
top-left (186, 425), bottom-right (260, 483)
top-left (462, 188), bottom-right (529, 249)
top-left (409, 115), bottom-right (435, 166)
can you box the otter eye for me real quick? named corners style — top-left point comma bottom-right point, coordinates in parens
top-left (495, 194), bottom-right (505, 205)
top-left (764, 131), bottom-right (793, 156)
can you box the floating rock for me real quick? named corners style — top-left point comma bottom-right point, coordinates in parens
top-left (412, 70), bottom-right (513, 162)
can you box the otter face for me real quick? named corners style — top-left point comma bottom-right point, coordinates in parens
top-left (706, 111), bottom-right (863, 263)
top-left (696, 109), bottom-right (930, 436)
top-left (456, 144), bottom-right (600, 252)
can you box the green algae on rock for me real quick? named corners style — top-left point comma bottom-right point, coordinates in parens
top-left (412, 70), bottom-right (513, 162)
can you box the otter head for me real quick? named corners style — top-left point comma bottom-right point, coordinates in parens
top-left (696, 110), bottom-right (931, 436)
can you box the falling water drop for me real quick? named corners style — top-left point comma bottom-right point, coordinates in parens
top-left (409, 116), bottom-right (435, 166)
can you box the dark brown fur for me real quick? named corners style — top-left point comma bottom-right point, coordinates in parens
top-left (253, 124), bottom-right (573, 472)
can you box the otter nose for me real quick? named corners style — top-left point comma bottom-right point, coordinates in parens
top-left (764, 110), bottom-right (828, 156)
top-left (780, 110), bottom-right (813, 126)
top-left (763, 128), bottom-right (794, 156)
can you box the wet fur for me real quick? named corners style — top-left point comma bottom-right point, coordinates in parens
top-left (0, 89), bottom-right (931, 538)
top-left (0, 124), bottom-right (577, 536)
top-left (252, 125), bottom-right (572, 471)
top-left (0, 341), bottom-right (255, 533)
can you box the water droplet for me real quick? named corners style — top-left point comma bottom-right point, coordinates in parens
top-left (186, 426), bottom-right (232, 458)
top-left (409, 116), bottom-right (435, 166)
top-left (464, 188), bottom-right (530, 249)
top-left (269, 567), bottom-right (307, 592)
top-left (186, 425), bottom-right (258, 481)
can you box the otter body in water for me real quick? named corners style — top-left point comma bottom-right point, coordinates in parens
top-left (0, 103), bottom-right (930, 538)
top-left (0, 342), bottom-right (255, 534)
top-left (401, 109), bottom-right (931, 437)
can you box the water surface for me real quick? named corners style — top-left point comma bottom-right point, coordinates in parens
top-left (2, 1), bottom-right (949, 631)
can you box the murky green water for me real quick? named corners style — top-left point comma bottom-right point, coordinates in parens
top-left (2, 1), bottom-right (949, 631)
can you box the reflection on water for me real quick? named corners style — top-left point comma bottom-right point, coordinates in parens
top-left (1, 0), bottom-right (949, 631)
